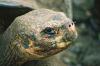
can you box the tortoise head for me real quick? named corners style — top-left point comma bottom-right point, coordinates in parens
top-left (12, 9), bottom-right (78, 60)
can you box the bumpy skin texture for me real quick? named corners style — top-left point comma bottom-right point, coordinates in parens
top-left (0, 9), bottom-right (77, 66)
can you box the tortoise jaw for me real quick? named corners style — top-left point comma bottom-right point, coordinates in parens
top-left (32, 41), bottom-right (71, 58)
top-left (27, 36), bottom-right (72, 57)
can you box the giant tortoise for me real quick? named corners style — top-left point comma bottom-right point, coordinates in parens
top-left (0, 0), bottom-right (78, 66)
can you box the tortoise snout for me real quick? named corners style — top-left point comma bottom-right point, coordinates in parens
top-left (63, 22), bottom-right (78, 41)
top-left (67, 22), bottom-right (76, 33)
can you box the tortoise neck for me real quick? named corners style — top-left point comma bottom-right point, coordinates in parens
top-left (0, 39), bottom-right (26, 66)
top-left (0, 43), bottom-right (17, 66)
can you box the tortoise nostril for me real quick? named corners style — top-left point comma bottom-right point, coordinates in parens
top-left (72, 23), bottom-right (74, 25)
top-left (69, 24), bottom-right (71, 27)
top-left (68, 23), bottom-right (74, 28)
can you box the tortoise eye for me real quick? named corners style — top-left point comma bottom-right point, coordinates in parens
top-left (44, 27), bottom-right (55, 35)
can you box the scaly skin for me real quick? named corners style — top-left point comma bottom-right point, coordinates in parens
top-left (0, 9), bottom-right (77, 66)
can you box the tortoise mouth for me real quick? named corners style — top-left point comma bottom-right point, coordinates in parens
top-left (34, 41), bottom-right (71, 57)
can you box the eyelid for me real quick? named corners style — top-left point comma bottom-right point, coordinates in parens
top-left (45, 27), bottom-right (54, 32)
